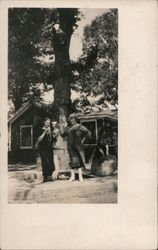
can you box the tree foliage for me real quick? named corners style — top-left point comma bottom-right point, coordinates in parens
top-left (8, 8), bottom-right (80, 112)
top-left (8, 8), bottom-right (118, 115)
top-left (9, 8), bottom-right (48, 109)
top-left (72, 9), bottom-right (118, 108)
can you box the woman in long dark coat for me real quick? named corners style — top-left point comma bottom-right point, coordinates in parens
top-left (67, 115), bottom-right (91, 182)
top-left (38, 118), bottom-right (55, 182)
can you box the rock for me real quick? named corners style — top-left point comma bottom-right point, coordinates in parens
top-left (91, 155), bottom-right (117, 177)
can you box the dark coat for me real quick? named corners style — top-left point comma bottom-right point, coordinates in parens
top-left (38, 131), bottom-right (55, 179)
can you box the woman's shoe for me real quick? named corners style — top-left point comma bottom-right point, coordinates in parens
top-left (43, 177), bottom-right (48, 182)
top-left (79, 178), bottom-right (85, 183)
top-left (68, 177), bottom-right (75, 182)
top-left (47, 176), bottom-right (53, 182)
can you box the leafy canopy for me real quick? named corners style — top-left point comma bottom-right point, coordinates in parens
top-left (72, 9), bottom-right (118, 109)
top-left (8, 8), bottom-right (118, 113)
top-left (8, 8), bottom-right (80, 110)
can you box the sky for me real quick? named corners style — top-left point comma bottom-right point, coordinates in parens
top-left (69, 8), bottom-right (108, 61)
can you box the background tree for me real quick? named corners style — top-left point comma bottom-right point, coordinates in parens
top-left (72, 9), bottom-right (118, 110)
top-left (49, 8), bottom-right (80, 125)
top-left (8, 8), bottom-right (50, 110)
top-left (8, 8), bottom-right (81, 124)
top-left (8, 8), bottom-right (118, 120)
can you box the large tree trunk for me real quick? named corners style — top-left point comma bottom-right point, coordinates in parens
top-left (52, 10), bottom-right (74, 128)
top-left (53, 42), bottom-right (71, 126)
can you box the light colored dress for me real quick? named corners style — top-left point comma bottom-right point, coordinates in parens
top-left (52, 128), bottom-right (69, 171)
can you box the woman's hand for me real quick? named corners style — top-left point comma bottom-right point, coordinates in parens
top-left (38, 130), bottom-right (47, 143)
top-left (44, 127), bottom-right (50, 133)
top-left (81, 138), bottom-right (86, 145)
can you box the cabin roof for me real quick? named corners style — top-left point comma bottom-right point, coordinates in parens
top-left (8, 100), bottom-right (52, 125)
top-left (8, 102), bottom-right (32, 124)
top-left (77, 110), bottom-right (117, 121)
top-left (8, 100), bottom-right (118, 125)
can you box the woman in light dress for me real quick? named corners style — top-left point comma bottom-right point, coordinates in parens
top-left (52, 122), bottom-right (69, 180)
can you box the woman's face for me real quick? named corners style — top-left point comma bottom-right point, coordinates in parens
top-left (52, 121), bottom-right (57, 128)
top-left (69, 118), bottom-right (76, 126)
top-left (44, 119), bottom-right (50, 128)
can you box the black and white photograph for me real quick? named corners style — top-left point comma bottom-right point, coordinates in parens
top-left (8, 7), bottom-right (118, 203)
top-left (0, 0), bottom-right (157, 249)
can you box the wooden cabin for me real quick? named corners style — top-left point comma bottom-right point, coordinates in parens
top-left (8, 100), bottom-right (53, 164)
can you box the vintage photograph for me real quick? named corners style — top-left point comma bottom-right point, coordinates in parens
top-left (8, 8), bottom-right (118, 203)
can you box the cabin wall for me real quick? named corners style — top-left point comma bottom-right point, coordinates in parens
top-left (8, 107), bottom-right (43, 164)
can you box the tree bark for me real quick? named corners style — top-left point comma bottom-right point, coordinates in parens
top-left (52, 21), bottom-right (72, 128)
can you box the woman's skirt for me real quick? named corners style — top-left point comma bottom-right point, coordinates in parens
top-left (40, 149), bottom-right (54, 178)
top-left (68, 145), bottom-right (86, 169)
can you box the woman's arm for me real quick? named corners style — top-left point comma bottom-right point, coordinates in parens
top-left (80, 125), bottom-right (91, 143)
top-left (60, 123), bottom-right (68, 137)
top-left (38, 130), bottom-right (46, 143)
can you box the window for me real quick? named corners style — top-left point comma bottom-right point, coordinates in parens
top-left (80, 120), bottom-right (97, 145)
top-left (20, 125), bottom-right (33, 149)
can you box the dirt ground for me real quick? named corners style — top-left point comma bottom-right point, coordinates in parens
top-left (8, 165), bottom-right (118, 204)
